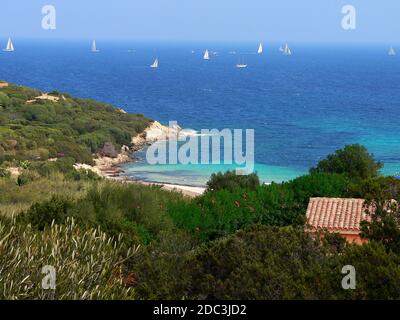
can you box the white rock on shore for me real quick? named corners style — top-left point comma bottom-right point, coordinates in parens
top-left (74, 121), bottom-right (181, 177)
top-left (132, 121), bottom-right (182, 147)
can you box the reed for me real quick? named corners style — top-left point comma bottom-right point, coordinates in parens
top-left (0, 216), bottom-right (138, 300)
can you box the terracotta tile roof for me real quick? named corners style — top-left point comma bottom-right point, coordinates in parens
top-left (306, 198), bottom-right (372, 234)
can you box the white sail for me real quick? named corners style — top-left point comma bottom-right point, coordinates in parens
top-left (257, 43), bottom-right (263, 54)
top-left (283, 43), bottom-right (292, 56)
top-left (91, 40), bottom-right (99, 52)
top-left (3, 37), bottom-right (14, 52)
top-left (279, 46), bottom-right (284, 52)
top-left (203, 49), bottom-right (210, 60)
top-left (150, 58), bottom-right (159, 68)
top-left (389, 46), bottom-right (396, 56)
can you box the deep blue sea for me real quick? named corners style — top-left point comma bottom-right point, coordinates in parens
top-left (1, 39), bottom-right (399, 186)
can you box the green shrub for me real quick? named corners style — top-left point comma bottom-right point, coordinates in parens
top-left (206, 170), bottom-right (260, 193)
top-left (328, 242), bottom-right (400, 300)
top-left (186, 225), bottom-right (334, 300)
top-left (310, 144), bottom-right (383, 180)
top-left (16, 171), bottom-right (40, 186)
top-left (65, 168), bottom-right (101, 181)
top-left (18, 196), bottom-right (73, 230)
top-left (128, 230), bottom-right (196, 300)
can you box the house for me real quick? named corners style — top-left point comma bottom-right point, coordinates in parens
top-left (306, 197), bottom-right (373, 244)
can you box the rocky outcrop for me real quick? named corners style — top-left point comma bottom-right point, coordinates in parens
top-left (131, 121), bottom-right (182, 150)
top-left (78, 121), bottom-right (183, 178)
top-left (99, 142), bottom-right (118, 158)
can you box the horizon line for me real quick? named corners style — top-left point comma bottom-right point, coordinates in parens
top-left (0, 37), bottom-right (398, 45)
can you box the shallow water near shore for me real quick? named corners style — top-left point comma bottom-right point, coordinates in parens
top-left (120, 161), bottom-right (305, 186)
top-left (1, 40), bottom-right (399, 185)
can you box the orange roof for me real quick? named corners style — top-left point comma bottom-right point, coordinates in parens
top-left (306, 198), bottom-right (372, 234)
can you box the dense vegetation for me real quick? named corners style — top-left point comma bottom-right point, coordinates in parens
top-left (1, 83), bottom-right (399, 300)
top-left (0, 82), bottom-right (151, 165)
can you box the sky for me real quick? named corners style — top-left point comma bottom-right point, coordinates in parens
top-left (0, 0), bottom-right (399, 42)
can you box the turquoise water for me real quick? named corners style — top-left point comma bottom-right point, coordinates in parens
top-left (0, 40), bottom-right (399, 186)
top-left (121, 150), bottom-right (304, 186)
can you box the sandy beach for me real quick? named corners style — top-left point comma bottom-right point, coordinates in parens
top-left (103, 175), bottom-right (206, 197)
top-left (134, 181), bottom-right (206, 197)
top-left (74, 121), bottom-right (206, 198)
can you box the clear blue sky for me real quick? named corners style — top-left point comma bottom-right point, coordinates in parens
top-left (0, 0), bottom-right (399, 42)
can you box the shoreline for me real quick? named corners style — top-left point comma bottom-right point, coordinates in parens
top-left (76, 121), bottom-right (207, 198)
top-left (103, 174), bottom-right (206, 198)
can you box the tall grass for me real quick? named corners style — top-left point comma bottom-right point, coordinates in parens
top-left (0, 216), bottom-right (138, 300)
top-left (0, 173), bottom-right (92, 216)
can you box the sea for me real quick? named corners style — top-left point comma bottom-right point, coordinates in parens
top-left (1, 39), bottom-right (399, 187)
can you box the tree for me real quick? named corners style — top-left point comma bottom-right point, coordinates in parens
top-left (310, 144), bottom-right (382, 180)
top-left (206, 170), bottom-right (260, 193)
top-left (360, 199), bottom-right (400, 254)
top-left (349, 176), bottom-right (400, 200)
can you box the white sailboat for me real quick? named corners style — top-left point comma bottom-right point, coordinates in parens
top-left (150, 58), bottom-right (159, 68)
top-left (388, 46), bottom-right (396, 56)
top-left (3, 37), bottom-right (14, 52)
top-left (257, 43), bottom-right (263, 54)
top-left (203, 49), bottom-right (210, 60)
top-left (236, 56), bottom-right (248, 68)
top-left (91, 40), bottom-right (100, 53)
top-left (282, 43), bottom-right (292, 56)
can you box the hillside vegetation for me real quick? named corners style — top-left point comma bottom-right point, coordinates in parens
top-left (0, 82), bottom-right (151, 165)
top-left (1, 83), bottom-right (400, 300)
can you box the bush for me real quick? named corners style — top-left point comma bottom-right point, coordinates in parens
top-left (17, 182), bottom-right (184, 246)
top-left (16, 171), bottom-right (40, 186)
top-left (18, 196), bottom-right (73, 230)
top-left (206, 171), bottom-right (260, 193)
top-left (310, 144), bottom-right (383, 180)
top-left (168, 173), bottom-right (350, 242)
top-left (65, 168), bottom-right (101, 181)
top-left (186, 225), bottom-right (334, 299)
top-left (329, 242), bottom-right (400, 299)
top-left (128, 230), bottom-right (196, 299)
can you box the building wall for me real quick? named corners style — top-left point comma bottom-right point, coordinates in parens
top-left (342, 233), bottom-right (368, 245)
top-left (308, 230), bottom-right (368, 245)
